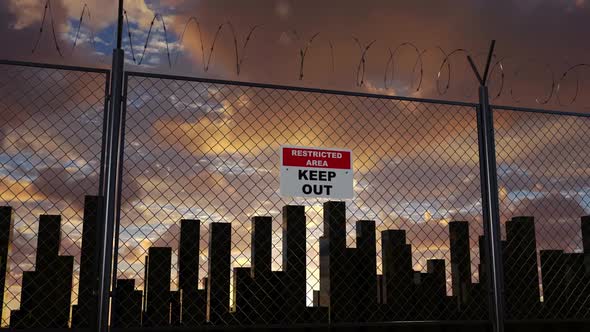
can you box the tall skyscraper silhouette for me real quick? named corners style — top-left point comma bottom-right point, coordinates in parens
top-left (583, 216), bottom-right (590, 275)
top-left (561, 253), bottom-right (586, 318)
top-left (381, 229), bottom-right (414, 320)
top-left (144, 247), bottom-right (172, 327)
top-left (170, 290), bottom-right (181, 326)
top-left (468, 235), bottom-right (489, 320)
top-left (252, 216), bottom-right (272, 278)
top-left (207, 222), bottom-right (231, 324)
top-left (10, 215), bottom-right (73, 328)
top-left (417, 259), bottom-right (447, 319)
top-left (318, 202), bottom-right (379, 322)
top-left (376, 274), bottom-right (384, 304)
top-left (282, 206), bottom-right (307, 323)
top-left (112, 279), bottom-right (143, 328)
top-left (72, 196), bottom-right (103, 328)
top-left (355, 220), bottom-right (377, 321)
top-left (541, 248), bottom-right (588, 319)
top-left (178, 219), bottom-right (206, 326)
top-left (581, 215), bottom-right (590, 319)
top-left (232, 266), bottom-right (255, 323)
top-left (319, 201), bottom-right (349, 322)
top-left (248, 216), bottom-right (273, 323)
top-left (0, 207), bottom-right (13, 324)
top-left (540, 250), bottom-right (564, 318)
top-left (505, 216), bottom-right (540, 318)
top-left (449, 221), bottom-right (471, 310)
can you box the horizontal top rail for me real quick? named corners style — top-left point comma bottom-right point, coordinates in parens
top-left (492, 104), bottom-right (590, 118)
top-left (126, 70), bottom-right (479, 108)
top-left (0, 59), bottom-right (110, 74)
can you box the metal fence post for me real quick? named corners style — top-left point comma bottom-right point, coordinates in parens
top-left (97, 1), bottom-right (125, 331)
top-left (477, 87), bottom-right (506, 332)
top-left (469, 41), bottom-right (506, 332)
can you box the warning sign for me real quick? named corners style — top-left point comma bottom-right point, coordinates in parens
top-left (280, 145), bottom-right (354, 199)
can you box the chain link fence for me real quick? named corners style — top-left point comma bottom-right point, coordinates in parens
top-left (0, 60), bottom-right (589, 329)
top-left (0, 61), bottom-right (109, 328)
top-left (493, 106), bottom-right (590, 320)
top-left (113, 72), bottom-right (487, 327)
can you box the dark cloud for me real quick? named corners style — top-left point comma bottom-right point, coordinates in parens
top-left (160, 0), bottom-right (590, 110)
top-left (508, 193), bottom-right (587, 251)
top-left (0, 0), bottom-right (104, 65)
top-left (30, 164), bottom-right (142, 211)
top-left (2, 0), bottom-right (589, 107)
top-left (0, 63), bottom-right (108, 151)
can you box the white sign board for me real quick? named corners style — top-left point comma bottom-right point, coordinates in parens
top-left (280, 145), bottom-right (354, 199)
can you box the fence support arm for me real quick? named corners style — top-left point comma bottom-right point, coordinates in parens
top-left (470, 40), bottom-right (506, 332)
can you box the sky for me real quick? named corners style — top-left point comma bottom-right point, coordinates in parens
top-left (0, 0), bottom-right (590, 326)
top-left (1, 0), bottom-right (589, 102)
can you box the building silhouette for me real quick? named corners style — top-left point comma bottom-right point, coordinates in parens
top-left (245, 216), bottom-right (273, 324)
top-left (0, 207), bottom-right (13, 324)
top-left (112, 279), bottom-right (143, 328)
top-left (178, 219), bottom-right (207, 326)
top-left (143, 246), bottom-right (172, 326)
top-left (2, 200), bottom-right (590, 327)
top-left (10, 215), bottom-right (73, 328)
top-left (381, 229), bottom-right (415, 320)
top-left (319, 201), bottom-right (350, 322)
top-left (449, 221), bottom-right (471, 310)
top-left (207, 222), bottom-right (231, 324)
top-left (71, 196), bottom-right (103, 328)
top-left (583, 216), bottom-right (590, 275)
top-left (504, 216), bottom-right (540, 319)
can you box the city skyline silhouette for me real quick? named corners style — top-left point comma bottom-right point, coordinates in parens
top-left (1, 196), bottom-right (589, 328)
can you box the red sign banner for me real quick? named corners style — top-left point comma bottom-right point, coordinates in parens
top-left (282, 147), bottom-right (352, 169)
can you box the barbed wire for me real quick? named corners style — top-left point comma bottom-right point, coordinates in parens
top-left (32, 0), bottom-right (62, 57)
top-left (32, 1), bottom-right (102, 58)
top-left (295, 31), bottom-right (320, 80)
top-left (227, 22), bottom-right (262, 76)
top-left (506, 57), bottom-right (555, 105)
top-left (25, 6), bottom-right (590, 107)
top-left (384, 42), bottom-right (423, 92)
top-left (353, 37), bottom-right (376, 87)
top-left (171, 18), bottom-right (262, 74)
top-left (123, 9), bottom-right (138, 63)
top-left (137, 13), bottom-right (172, 67)
top-left (557, 63), bottom-right (590, 108)
top-left (329, 40), bottom-right (335, 73)
top-left (71, 4), bottom-right (97, 53)
top-left (173, 16), bottom-right (202, 68)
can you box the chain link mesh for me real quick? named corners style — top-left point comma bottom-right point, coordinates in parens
top-left (493, 107), bottom-right (590, 320)
top-left (1, 60), bottom-right (589, 329)
top-left (0, 62), bottom-right (108, 328)
top-left (115, 73), bottom-right (487, 327)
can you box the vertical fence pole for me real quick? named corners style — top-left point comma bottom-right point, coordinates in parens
top-left (97, 1), bottom-right (125, 331)
top-left (469, 41), bottom-right (506, 332)
top-left (477, 87), bottom-right (506, 332)
top-left (98, 72), bottom-right (111, 197)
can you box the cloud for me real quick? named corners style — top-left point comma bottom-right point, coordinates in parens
top-left (27, 164), bottom-right (142, 213)
top-left (276, 0), bottom-right (291, 20)
top-left (507, 193), bottom-right (587, 251)
top-left (6, 0), bottom-right (67, 30)
top-left (28, 166), bottom-right (99, 210)
top-left (7, 0), bottom-right (155, 32)
top-left (0, 1), bottom-right (108, 65)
